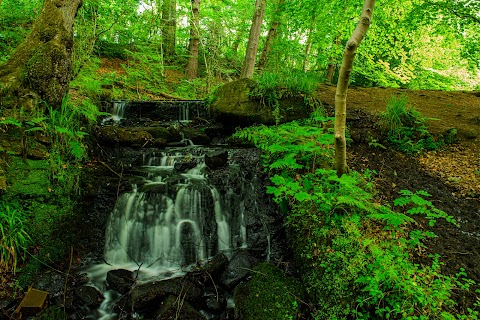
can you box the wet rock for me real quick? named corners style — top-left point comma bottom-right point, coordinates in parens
top-left (106, 269), bottom-right (134, 295)
top-left (0, 298), bottom-right (16, 315)
top-left (96, 127), bottom-right (153, 147)
top-left (183, 128), bottom-right (211, 145)
top-left (131, 277), bottom-right (203, 313)
top-left (205, 150), bottom-right (228, 169)
top-left (174, 160), bottom-right (198, 172)
top-left (204, 291), bottom-right (227, 314)
top-left (153, 137), bottom-right (168, 148)
top-left (154, 295), bottom-right (205, 319)
top-left (201, 253), bottom-right (228, 279)
top-left (34, 271), bottom-right (70, 307)
top-left (74, 285), bottom-right (104, 308)
top-left (220, 250), bottom-right (259, 290)
top-left (26, 140), bottom-right (49, 159)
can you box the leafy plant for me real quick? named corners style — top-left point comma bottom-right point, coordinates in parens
top-left (233, 115), bottom-right (478, 319)
top-left (380, 96), bottom-right (440, 153)
top-left (0, 203), bottom-right (31, 273)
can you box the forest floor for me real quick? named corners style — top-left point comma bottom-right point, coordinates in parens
top-left (318, 85), bottom-right (480, 310)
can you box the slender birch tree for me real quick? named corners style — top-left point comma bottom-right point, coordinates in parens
top-left (334, 0), bottom-right (375, 176)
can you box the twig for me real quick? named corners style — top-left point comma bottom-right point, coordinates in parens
top-left (205, 271), bottom-right (219, 301)
top-left (99, 160), bottom-right (122, 178)
top-left (63, 246), bottom-right (74, 315)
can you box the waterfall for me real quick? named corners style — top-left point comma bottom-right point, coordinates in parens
top-left (111, 101), bottom-right (127, 123)
top-left (178, 102), bottom-right (190, 123)
top-left (102, 150), bottom-right (245, 273)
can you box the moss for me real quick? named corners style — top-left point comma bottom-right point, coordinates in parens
top-left (233, 263), bottom-right (304, 320)
top-left (6, 157), bottom-right (52, 197)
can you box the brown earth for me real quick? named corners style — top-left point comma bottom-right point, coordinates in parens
top-left (318, 85), bottom-right (480, 312)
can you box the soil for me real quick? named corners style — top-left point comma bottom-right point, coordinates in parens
top-left (317, 85), bottom-right (480, 312)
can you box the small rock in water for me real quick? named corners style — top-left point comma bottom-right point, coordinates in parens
top-left (106, 269), bottom-right (135, 295)
top-left (74, 285), bottom-right (104, 308)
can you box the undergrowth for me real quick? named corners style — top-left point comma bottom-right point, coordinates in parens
top-left (380, 96), bottom-right (441, 154)
top-left (232, 112), bottom-right (479, 319)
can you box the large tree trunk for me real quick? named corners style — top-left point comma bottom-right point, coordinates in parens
top-left (334, 0), bottom-right (375, 176)
top-left (240, 0), bottom-right (266, 79)
top-left (258, 0), bottom-right (284, 72)
top-left (185, 0), bottom-right (201, 79)
top-left (162, 0), bottom-right (177, 59)
top-left (0, 0), bottom-right (83, 114)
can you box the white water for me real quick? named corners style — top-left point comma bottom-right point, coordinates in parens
top-left (83, 150), bottom-right (249, 319)
top-left (101, 101), bottom-right (127, 125)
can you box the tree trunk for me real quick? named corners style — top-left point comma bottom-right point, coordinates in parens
top-left (185, 0), bottom-right (200, 79)
top-left (326, 37), bottom-right (341, 83)
top-left (258, 0), bottom-right (284, 72)
top-left (162, 0), bottom-right (177, 59)
top-left (302, 27), bottom-right (313, 72)
top-left (334, 0), bottom-right (375, 176)
top-left (0, 0), bottom-right (83, 114)
top-left (240, 0), bottom-right (266, 79)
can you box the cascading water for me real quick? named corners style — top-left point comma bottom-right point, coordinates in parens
top-left (78, 100), bottom-right (281, 319)
top-left (103, 151), bottom-right (244, 270)
top-left (102, 100), bottom-right (127, 125)
top-left (83, 148), bottom-right (255, 319)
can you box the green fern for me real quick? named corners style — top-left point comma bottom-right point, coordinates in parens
top-left (394, 190), bottom-right (456, 226)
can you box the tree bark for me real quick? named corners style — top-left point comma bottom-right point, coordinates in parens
top-left (326, 37), bottom-right (341, 83)
top-left (258, 0), bottom-right (284, 72)
top-left (240, 0), bottom-right (266, 79)
top-left (334, 0), bottom-right (375, 176)
top-left (162, 0), bottom-right (177, 59)
top-left (0, 0), bottom-right (83, 114)
top-left (185, 0), bottom-right (201, 79)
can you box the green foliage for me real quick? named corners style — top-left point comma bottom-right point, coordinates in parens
top-left (380, 96), bottom-right (440, 153)
top-left (393, 190), bottom-right (456, 227)
top-left (232, 110), bottom-right (334, 174)
top-left (0, 203), bottom-right (31, 273)
top-left (234, 116), bottom-right (478, 319)
top-left (251, 70), bottom-right (321, 110)
top-left (234, 263), bottom-right (304, 320)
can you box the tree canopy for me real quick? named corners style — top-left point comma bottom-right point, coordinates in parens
top-left (1, 0), bottom-right (478, 92)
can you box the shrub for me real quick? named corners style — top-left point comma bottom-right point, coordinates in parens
top-left (380, 95), bottom-right (440, 153)
top-left (233, 115), bottom-right (479, 319)
top-left (0, 203), bottom-right (31, 273)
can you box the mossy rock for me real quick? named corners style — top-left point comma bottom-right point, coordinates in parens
top-left (5, 157), bottom-right (52, 196)
top-left (209, 78), bottom-right (275, 126)
top-left (209, 79), bottom-right (314, 127)
top-left (233, 263), bottom-right (304, 320)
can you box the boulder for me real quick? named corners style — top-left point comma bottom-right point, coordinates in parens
top-left (106, 269), bottom-right (135, 295)
top-left (220, 250), bottom-right (259, 291)
top-left (174, 160), bottom-right (198, 172)
top-left (205, 150), bottom-right (228, 170)
top-left (74, 285), bottom-right (104, 308)
top-left (203, 291), bottom-right (227, 314)
top-left (131, 277), bottom-right (203, 313)
top-left (209, 78), bottom-right (274, 126)
top-left (209, 79), bottom-right (314, 127)
top-left (154, 295), bottom-right (205, 320)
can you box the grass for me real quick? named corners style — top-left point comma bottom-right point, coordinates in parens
top-left (0, 203), bottom-right (31, 273)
